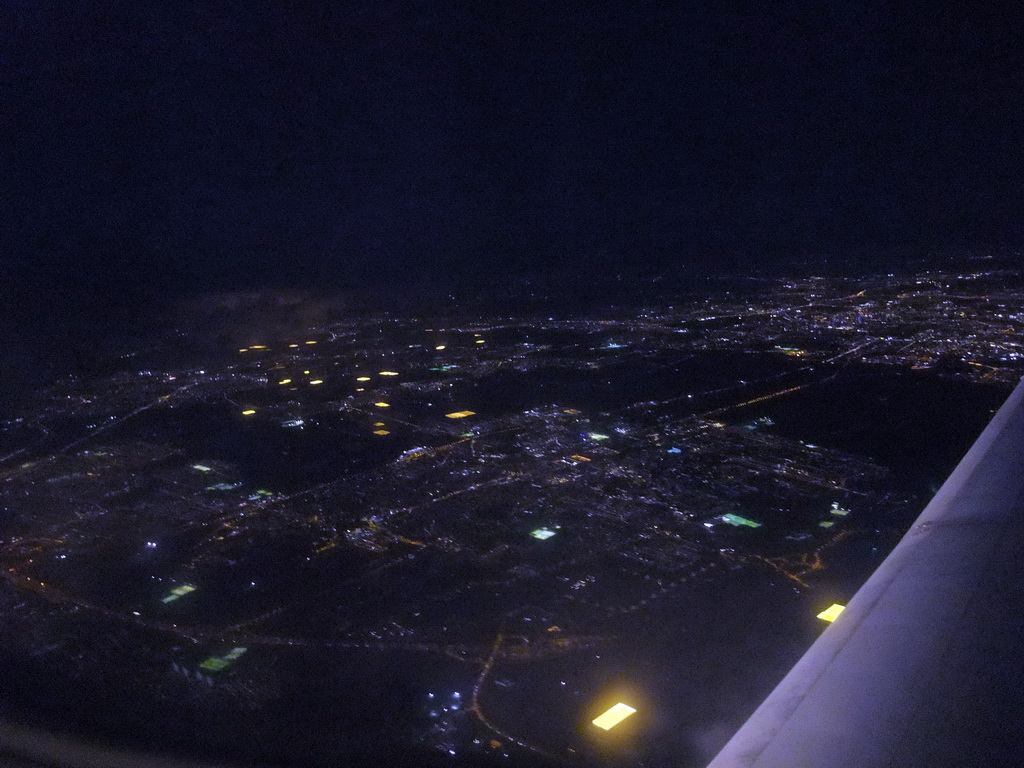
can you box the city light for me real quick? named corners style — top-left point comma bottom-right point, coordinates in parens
top-left (592, 702), bottom-right (637, 730)
top-left (445, 411), bottom-right (476, 419)
top-left (161, 585), bottom-right (197, 604)
top-left (817, 603), bottom-right (846, 622)
top-left (721, 513), bottom-right (761, 528)
top-left (199, 647), bottom-right (247, 672)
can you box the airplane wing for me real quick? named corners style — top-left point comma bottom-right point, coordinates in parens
top-left (708, 376), bottom-right (1024, 768)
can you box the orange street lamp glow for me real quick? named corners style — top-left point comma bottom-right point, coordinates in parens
top-left (592, 703), bottom-right (636, 730)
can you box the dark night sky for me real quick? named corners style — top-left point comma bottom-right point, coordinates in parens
top-left (2, 0), bottom-right (1022, 322)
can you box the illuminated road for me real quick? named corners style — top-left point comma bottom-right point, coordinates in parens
top-left (470, 625), bottom-right (559, 760)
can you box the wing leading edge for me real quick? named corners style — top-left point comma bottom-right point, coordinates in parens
top-left (708, 376), bottom-right (1024, 768)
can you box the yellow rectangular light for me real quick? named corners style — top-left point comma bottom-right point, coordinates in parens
top-left (817, 603), bottom-right (846, 622)
top-left (380, 371), bottom-right (399, 376)
top-left (445, 411), bottom-right (476, 419)
top-left (241, 409), bottom-right (257, 415)
top-left (356, 376), bottom-right (372, 381)
top-left (278, 379), bottom-right (292, 385)
top-left (592, 703), bottom-right (636, 730)
top-left (374, 429), bottom-right (390, 435)
top-left (375, 402), bottom-right (390, 408)
top-left (435, 345), bottom-right (446, 350)
top-left (309, 379), bottom-right (324, 385)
